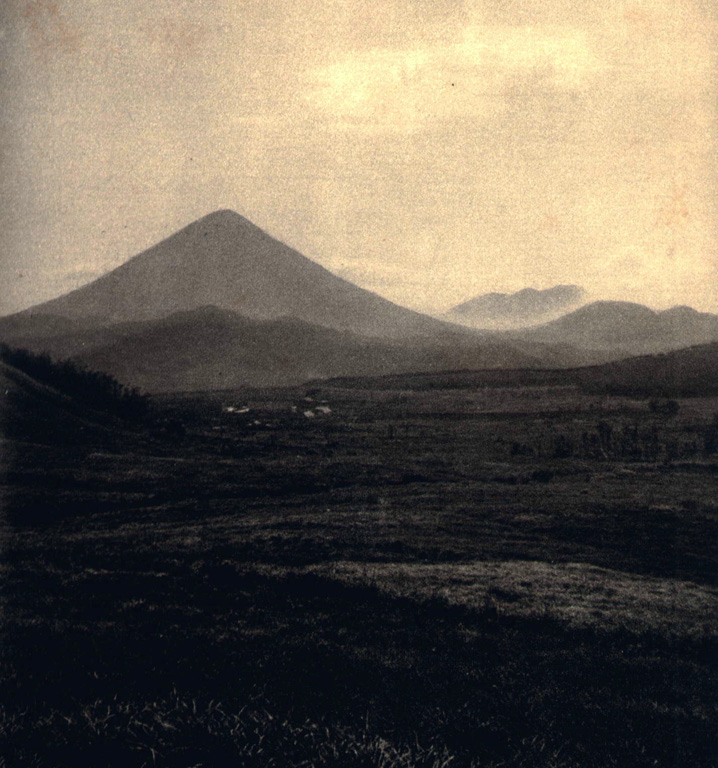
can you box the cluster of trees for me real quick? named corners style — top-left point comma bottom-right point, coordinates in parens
top-left (511, 417), bottom-right (717, 462)
top-left (0, 344), bottom-right (148, 422)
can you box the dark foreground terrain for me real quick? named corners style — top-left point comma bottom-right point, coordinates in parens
top-left (2, 373), bottom-right (717, 767)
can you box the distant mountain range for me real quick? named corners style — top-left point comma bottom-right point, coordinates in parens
top-left (5, 305), bottom-right (588, 392)
top-left (445, 285), bottom-right (587, 329)
top-left (1, 210), bottom-right (716, 392)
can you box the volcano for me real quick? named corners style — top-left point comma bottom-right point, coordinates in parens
top-left (2, 210), bottom-right (464, 341)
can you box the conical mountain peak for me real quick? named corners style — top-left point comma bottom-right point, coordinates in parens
top-left (6, 211), bottom-right (465, 340)
top-left (187, 209), bottom-right (260, 235)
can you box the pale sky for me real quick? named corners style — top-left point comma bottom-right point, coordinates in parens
top-left (1, 0), bottom-right (716, 316)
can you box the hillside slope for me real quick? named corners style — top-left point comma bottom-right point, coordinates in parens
top-left (0, 362), bottom-right (121, 443)
top-left (576, 341), bottom-right (718, 395)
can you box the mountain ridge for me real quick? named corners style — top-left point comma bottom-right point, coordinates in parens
top-left (509, 300), bottom-right (718, 355)
top-left (45, 305), bottom-right (546, 392)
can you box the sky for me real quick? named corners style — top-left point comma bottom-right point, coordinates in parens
top-left (1, 0), bottom-right (716, 316)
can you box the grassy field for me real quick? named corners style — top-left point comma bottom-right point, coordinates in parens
top-left (2, 379), bottom-right (717, 766)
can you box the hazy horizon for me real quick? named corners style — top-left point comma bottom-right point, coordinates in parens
top-left (1, 0), bottom-right (716, 317)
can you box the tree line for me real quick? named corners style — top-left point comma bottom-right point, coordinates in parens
top-left (0, 343), bottom-right (149, 422)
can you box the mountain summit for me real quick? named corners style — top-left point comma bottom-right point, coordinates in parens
top-left (5, 210), bottom-right (460, 340)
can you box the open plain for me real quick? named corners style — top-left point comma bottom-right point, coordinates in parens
top-left (2, 373), bottom-right (717, 767)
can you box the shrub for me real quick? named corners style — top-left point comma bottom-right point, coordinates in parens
top-left (649, 399), bottom-right (680, 416)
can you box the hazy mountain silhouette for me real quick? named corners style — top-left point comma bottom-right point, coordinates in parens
top-left (510, 301), bottom-right (718, 356)
top-left (1, 210), bottom-right (467, 341)
top-left (446, 285), bottom-right (587, 329)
